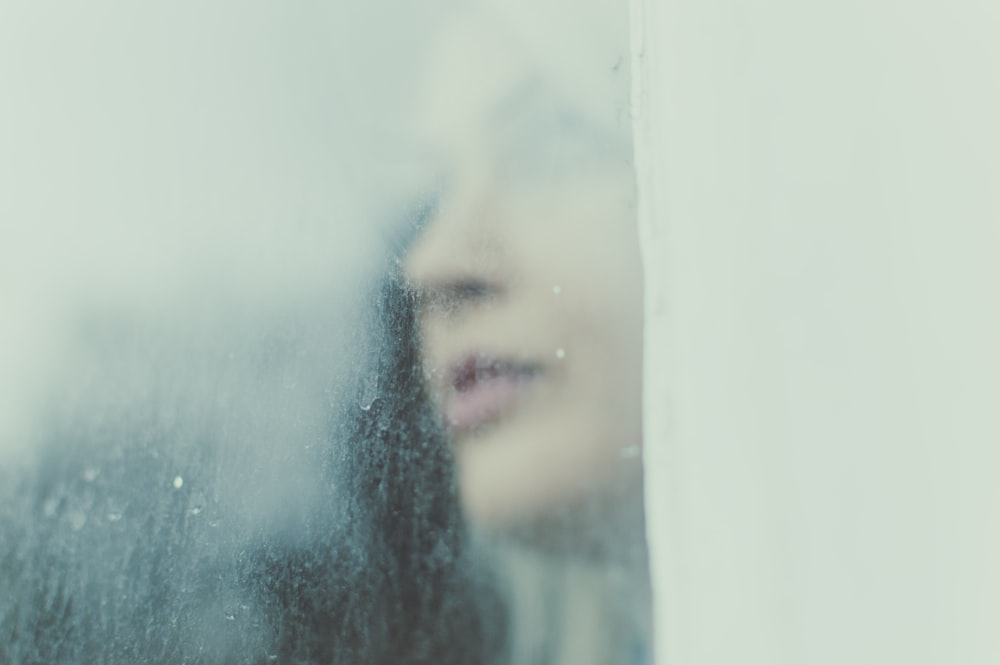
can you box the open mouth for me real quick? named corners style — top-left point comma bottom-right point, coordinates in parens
top-left (442, 354), bottom-right (541, 434)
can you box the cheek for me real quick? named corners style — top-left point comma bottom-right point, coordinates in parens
top-left (518, 253), bottom-right (644, 477)
top-left (561, 301), bottom-right (643, 450)
top-left (535, 225), bottom-right (643, 393)
top-left (514, 184), bottom-right (644, 437)
top-left (516, 176), bottom-right (641, 307)
top-left (559, 260), bottom-right (643, 455)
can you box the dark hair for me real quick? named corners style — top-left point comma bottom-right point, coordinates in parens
top-left (250, 269), bottom-right (508, 664)
top-left (0, 267), bottom-right (507, 664)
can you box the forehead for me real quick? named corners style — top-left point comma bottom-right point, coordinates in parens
top-left (413, 11), bottom-right (535, 149)
top-left (411, 6), bottom-right (630, 156)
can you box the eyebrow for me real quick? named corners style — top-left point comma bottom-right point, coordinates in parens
top-left (487, 76), bottom-right (631, 160)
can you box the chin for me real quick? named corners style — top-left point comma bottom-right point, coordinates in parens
top-left (455, 418), bottom-right (644, 553)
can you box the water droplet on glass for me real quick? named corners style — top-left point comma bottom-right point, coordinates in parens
top-left (107, 512), bottom-right (123, 523)
top-left (189, 507), bottom-right (202, 516)
top-left (555, 348), bottom-right (566, 359)
top-left (359, 372), bottom-right (379, 411)
top-left (68, 511), bottom-right (87, 531)
top-left (172, 476), bottom-right (184, 489)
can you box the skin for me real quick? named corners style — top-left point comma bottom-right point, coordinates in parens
top-left (403, 8), bottom-right (644, 542)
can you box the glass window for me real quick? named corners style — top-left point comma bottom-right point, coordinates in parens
top-left (0, 2), bottom-right (649, 663)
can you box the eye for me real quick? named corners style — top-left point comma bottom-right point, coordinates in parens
top-left (448, 277), bottom-right (493, 300)
top-left (417, 277), bottom-right (496, 317)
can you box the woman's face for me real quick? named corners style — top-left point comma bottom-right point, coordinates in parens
top-left (404, 9), bottom-right (643, 533)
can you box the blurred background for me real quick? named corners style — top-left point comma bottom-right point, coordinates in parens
top-left (0, 0), bottom-right (445, 465)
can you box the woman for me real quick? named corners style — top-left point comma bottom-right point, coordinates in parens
top-left (402, 2), bottom-right (651, 663)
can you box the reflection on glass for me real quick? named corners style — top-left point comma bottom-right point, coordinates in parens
top-left (0, 1), bottom-right (647, 664)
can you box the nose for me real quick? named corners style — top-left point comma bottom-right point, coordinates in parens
top-left (403, 171), bottom-right (512, 310)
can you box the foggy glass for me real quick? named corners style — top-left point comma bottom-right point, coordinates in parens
top-left (0, 1), bottom-right (649, 664)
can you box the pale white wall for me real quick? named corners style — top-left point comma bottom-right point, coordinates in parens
top-left (633, 1), bottom-right (1000, 663)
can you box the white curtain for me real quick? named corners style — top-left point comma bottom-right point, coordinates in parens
top-left (632, 1), bottom-right (1000, 663)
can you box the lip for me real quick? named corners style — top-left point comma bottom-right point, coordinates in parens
top-left (440, 353), bottom-right (541, 434)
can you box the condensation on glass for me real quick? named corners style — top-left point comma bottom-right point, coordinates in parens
top-left (0, 1), bottom-right (650, 664)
